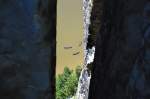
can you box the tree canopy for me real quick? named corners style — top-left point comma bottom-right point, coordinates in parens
top-left (56, 66), bottom-right (82, 99)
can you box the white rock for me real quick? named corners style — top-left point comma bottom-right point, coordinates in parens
top-left (76, 0), bottom-right (94, 99)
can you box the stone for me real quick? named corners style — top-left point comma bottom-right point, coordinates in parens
top-left (0, 0), bottom-right (56, 99)
top-left (89, 0), bottom-right (150, 99)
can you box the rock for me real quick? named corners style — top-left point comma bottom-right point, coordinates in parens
top-left (0, 0), bottom-right (56, 99)
top-left (89, 0), bottom-right (150, 99)
top-left (76, 0), bottom-right (94, 99)
top-left (0, 39), bottom-right (14, 54)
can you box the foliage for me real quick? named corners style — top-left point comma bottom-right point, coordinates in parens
top-left (56, 66), bottom-right (82, 99)
top-left (75, 66), bottom-right (82, 79)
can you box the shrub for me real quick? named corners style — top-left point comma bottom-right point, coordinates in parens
top-left (56, 66), bottom-right (82, 99)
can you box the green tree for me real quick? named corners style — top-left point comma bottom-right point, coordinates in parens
top-left (75, 66), bottom-right (82, 79)
top-left (63, 72), bottom-right (78, 97)
top-left (56, 66), bottom-right (82, 99)
top-left (56, 67), bottom-right (72, 99)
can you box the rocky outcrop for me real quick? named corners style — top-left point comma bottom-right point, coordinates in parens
top-left (89, 0), bottom-right (150, 99)
top-left (76, 0), bottom-right (95, 99)
top-left (0, 0), bottom-right (56, 99)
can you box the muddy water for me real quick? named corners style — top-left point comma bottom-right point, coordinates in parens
top-left (56, 0), bottom-right (84, 75)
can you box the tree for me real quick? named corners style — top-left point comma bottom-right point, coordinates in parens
top-left (56, 66), bottom-right (82, 99)
top-left (75, 66), bottom-right (82, 78)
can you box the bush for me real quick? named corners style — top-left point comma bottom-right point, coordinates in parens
top-left (75, 66), bottom-right (82, 79)
top-left (56, 66), bottom-right (82, 99)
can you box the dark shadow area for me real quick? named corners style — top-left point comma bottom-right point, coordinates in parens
top-left (89, 0), bottom-right (150, 99)
top-left (0, 0), bottom-right (56, 99)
